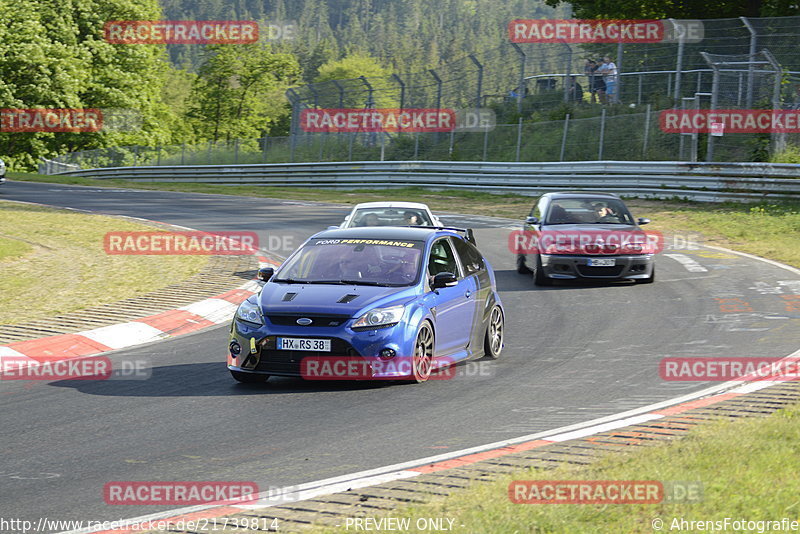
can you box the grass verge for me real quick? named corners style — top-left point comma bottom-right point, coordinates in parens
top-left (321, 402), bottom-right (800, 533)
top-left (12, 171), bottom-right (800, 269)
top-left (0, 199), bottom-right (209, 325)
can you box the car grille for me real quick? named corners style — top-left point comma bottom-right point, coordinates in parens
top-left (254, 336), bottom-right (361, 375)
top-left (576, 265), bottom-right (625, 277)
top-left (265, 314), bottom-right (351, 327)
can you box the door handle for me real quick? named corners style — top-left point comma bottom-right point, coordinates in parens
top-left (464, 290), bottom-right (472, 298)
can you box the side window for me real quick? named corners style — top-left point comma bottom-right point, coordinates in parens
top-left (451, 237), bottom-right (485, 275)
top-left (428, 239), bottom-right (460, 278)
top-left (530, 200), bottom-right (544, 220)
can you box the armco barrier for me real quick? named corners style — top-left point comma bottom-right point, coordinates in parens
top-left (54, 160), bottom-right (800, 202)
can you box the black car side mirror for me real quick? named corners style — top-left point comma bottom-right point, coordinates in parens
top-left (257, 267), bottom-right (274, 282)
top-left (525, 216), bottom-right (539, 225)
top-left (432, 272), bottom-right (458, 289)
top-left (637, 217), bottom-right (650, 226)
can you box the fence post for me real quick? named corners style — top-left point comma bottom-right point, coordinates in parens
top-left (319, 134), bottom-right (324, 161)
top-left (741, 17), bottom-right (757, 108)
top-left (157, 145), bottom-right (161, 166)
top-left (702, 52), bottom-right (720, 162)
top-left (262, 135), bottom-right (268, 163)
top-left (469, 54), bottom-right (483, 111)
top-left (181, 143), bottom-right (186, 165)
top-left (637, 75), bottom-right (643, 105)
top-left (482, 127), bottom-right (489, 161)
top-left (642, 104), bottom-right (651, 158)
top-left (133, 145), bottom-right (139, 167)
top-left (560, 114), bottom-right (570, 161)
top-left (414, 132), bottom-right (419, 159)
top-left (391, 74), bottom-right (405, 110)
top-left (332, 80), bottom-right (345, 109)
top-left (516, 117), bottom-right (523, 161)
top-left (234, 139), bottom-right (239, 164)
top-left (598, 108), bottom-right (606, 160)
top-left (511, 43), bottom-right (527, 113)
top-left (615, 42), bottom-right (623, 103)
top-left (449, 128), bottom-right (455, 157)
top-left (207, 141), bottom-right (212, 165)
top-left (348, 133), bottom-right (354, 161)
top-left (380, 132), bottom-right (385, 161)
top-left (429, 69), bottom-right (443, 143)
top-left (670, 19), bottom-right (684, 103)
top-left (561, 42), bottom-right (572, 103)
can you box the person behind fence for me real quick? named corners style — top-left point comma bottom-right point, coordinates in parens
top-left (584, 59), bottom-right (598, 104)
top-left (599, 56), bottom-right (618, 104)
top-left (568, 76), bottom-right (584, 103)
top-left (588, 59), bottom-right (605, 104)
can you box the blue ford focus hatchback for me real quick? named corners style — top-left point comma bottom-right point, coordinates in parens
top-left (228, 226), bottom-right (504, 383)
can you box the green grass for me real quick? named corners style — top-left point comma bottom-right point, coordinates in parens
top-left (0, 200), bottom-right (209, 325)
top-left (0, 235), bottom-right (33, 261)
top-left (320, 402), bottom-right (800, 533)
top-left (12, 172), bottom-right (800, 269)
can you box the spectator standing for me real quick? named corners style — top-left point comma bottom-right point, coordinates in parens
top-left (600, 56), bottom-right (618, 104)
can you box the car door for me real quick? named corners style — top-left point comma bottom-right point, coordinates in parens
top-left (451, 236), bottom-right (490, 350)
top-left (427, 237), bottom-right (476, 357)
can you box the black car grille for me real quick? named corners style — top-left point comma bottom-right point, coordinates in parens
top-left (265, 314), bottom-right (351, 327)
top-left (576, 265), bottom-right (626, 277)
top-left (254, 336), bottom-right (361, 375)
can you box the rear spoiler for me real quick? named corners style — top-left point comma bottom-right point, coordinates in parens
top-left (428, 226), bottom-right (477, 245)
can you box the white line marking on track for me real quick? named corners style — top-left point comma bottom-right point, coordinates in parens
top-left (179, 299), bottom-right (239, 324)
top-left (663, 253), bottom-right (709, 272)
top-left (81, 322), bottom-right (167, 349)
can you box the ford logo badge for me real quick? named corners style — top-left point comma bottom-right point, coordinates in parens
top-left (296, 318), bottom-right (313, 326)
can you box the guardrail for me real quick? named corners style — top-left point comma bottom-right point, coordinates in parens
top-left (55, 160), bottom-right (800, 202)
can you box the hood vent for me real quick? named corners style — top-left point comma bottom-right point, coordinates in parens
top-left (282, 292), bottom-right (298, 302)
top-left (337, 294), bottom-right (359, 304)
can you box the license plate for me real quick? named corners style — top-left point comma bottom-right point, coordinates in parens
top-left (276, 337), bottom-right (331, 352)
top-left (587, 258), bottom-right (616, 267)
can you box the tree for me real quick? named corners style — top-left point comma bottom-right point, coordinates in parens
top-left (188, 44), bottom-right (301, 142)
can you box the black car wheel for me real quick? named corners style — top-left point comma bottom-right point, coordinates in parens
top-left (411, 322), bottom-right (434, 383)
top-left (483, 306), bottom-right (504, 359)
top-left (230, 370), bottom-right (269, 384)
top-left (533, 255), bottom-right (552, 286)
top-left (516, 254), bottom-right (532, 274)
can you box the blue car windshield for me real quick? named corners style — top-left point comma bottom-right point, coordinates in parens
top-left (274, 238), bottom-right (425, 286)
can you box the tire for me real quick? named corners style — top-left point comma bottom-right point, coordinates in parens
top-left (230, 370), bottom-right (269, 384)
top-left (637, 265), bottom-right (655, 284)
top-left (410, 322), bottom-right (435, 383)
top-left (533, 255), bottom-right (552, 286)
top-left (483, 306), bottom-right (504, 359)
top-left (516, 254), bottom-right (532, 274)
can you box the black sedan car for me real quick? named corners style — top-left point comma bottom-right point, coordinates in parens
top-left (514, 192), bottom-right (657, 285)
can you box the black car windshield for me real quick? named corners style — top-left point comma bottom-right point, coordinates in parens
top-left (545, 198), bottom-right (635, 225)
top-left (274, 238), bottom-right (425, 286)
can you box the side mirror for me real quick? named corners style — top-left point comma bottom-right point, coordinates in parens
top-left (637, 218), bottom-right (650, 226)
top-left (432, 272), bottom-right (458, 289)
top-left (257, 267), bottom-right (274, 282)
top-left (525, 216), bottom-right (539, 225)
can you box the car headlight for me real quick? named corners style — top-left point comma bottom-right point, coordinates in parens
top-left (236, 300), bottom-right (263, 326)
top-left (352, 305), bottom-right (405, 330)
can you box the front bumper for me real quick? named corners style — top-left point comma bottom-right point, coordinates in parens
top-left (540, 253), bottom-right (654, 280)
top-left (227, 318), bottom-right (415, 379)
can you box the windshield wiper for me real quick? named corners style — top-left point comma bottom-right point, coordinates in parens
top-left (272, 278), bottom-right (314, 284)
top-left (336, 279), bottom-right (391, 286)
